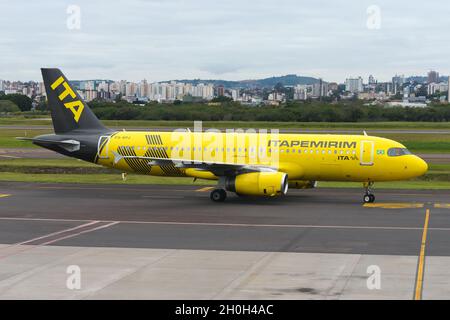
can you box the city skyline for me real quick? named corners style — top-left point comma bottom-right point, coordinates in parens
top-left (2, 68), bottom-right (448, 107)
top-left (1, 0), bottom-right (449, 82)
top-left (1, 70), bottom-right (448, 86)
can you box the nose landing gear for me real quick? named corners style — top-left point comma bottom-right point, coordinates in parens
top-left (363, 182), bottom-right (375, 203)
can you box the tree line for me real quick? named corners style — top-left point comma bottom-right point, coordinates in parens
top-left (1, 92), bottom-right (450, 122)
top-left (0, 93), bottom-right (33, 112)
top-left (88, 100), bottom-right (450, 122)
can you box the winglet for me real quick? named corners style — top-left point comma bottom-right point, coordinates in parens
top-left (363, 130), bottom-right (368, 136)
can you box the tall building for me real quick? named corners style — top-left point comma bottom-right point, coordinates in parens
top-left (125, 82), bottom-right (137, 97)
top-left (392, 74), bottom-right (405, 86)
top-left (231, 89), bottom-right (239, 101)
top-left (119, 80), bottom-right (127, 95)
top-left (328, 82), bottom-right (338, 91)
top-left (345, 77), bottom-right (363, 93)
top-left (427, 82), bottom-right (448, 95)
top-left (368, 75), bottom-right (376, 84)
top-left (139, 80), bottom-right (148, 98)
top-left (293, 85), bottom-right (309, 100)
top-left (428, 70), bottom-right (440, 83)
top-left (216, 85), bottom-right (225, 97)
top-left (392, 74), bottom-right (405, 94)
top-left (448, 76), bottom-right (450, 103)
top-left (379, 82), bottom-right (393, 95)
top-left (38, 82), bottom-right (45, 96)
top-left (312, 79), bottom-right (328, 98)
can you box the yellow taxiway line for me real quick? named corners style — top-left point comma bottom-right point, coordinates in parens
top-left (363, 203), bottom-right (424, 209)
top-left (414, 209), bottom-right (430, 300)
top-left (0, 194), bottom-right (11, 198)
top-left (434, 203), bottom-right (450, 209)
top-left (196, 187), bottom-right (214, 192)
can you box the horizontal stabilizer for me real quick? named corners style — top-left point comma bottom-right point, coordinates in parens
top-left (16, 137), bottom-right (80, 152)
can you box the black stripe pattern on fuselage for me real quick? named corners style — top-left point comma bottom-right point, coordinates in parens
top-left (118, 134), bottom-right (184, 176)
top-left (117, 146), bottom-right (152, 174)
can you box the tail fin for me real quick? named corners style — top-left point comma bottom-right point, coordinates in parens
top-left (41, 68), bottom-right (107, 134)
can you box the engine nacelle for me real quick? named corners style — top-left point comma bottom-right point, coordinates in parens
top-left (225, 172), bottom-right (288, 197)
top-left (288, 180), bottom-right (317, 189)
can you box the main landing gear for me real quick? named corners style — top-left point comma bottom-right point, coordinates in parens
top-left (210, 188), bottom-right (227, 202)
top-left (363, 182), bottom-right (375, 203)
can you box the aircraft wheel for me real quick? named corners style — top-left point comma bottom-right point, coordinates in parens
top-left (363, 194), bottom-right (375, 203)
top-left (210, 189), bottom-right (227, 202)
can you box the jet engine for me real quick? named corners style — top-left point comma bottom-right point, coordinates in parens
top-left (225, 172), bottom-right (288, 196)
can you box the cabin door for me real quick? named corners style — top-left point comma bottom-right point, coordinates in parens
top-left (360, 140), bottom-right (374, 166)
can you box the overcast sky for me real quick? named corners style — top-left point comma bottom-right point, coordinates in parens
top-left (1, 0), bottom-right (449, 83)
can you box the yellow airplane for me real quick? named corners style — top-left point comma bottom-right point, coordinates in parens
top-left (24, 68), bottom-right (428, 203)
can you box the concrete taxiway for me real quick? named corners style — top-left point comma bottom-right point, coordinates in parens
top-left (0, 182), bottom-right (449, 299)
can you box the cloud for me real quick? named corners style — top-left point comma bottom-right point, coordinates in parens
top-left (1, 0), bottom-right (449, 82)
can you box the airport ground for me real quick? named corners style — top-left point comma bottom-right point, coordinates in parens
top-left (0, 121), bottom-right (449, 299)
top-left (0, 183), bottom-right (450, 299)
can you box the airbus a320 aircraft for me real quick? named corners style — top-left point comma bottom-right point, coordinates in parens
top-left (22, 69), bottom-right (428, 203)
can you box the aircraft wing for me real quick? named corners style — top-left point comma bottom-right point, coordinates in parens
top-left (111, 151), bottom-right (277, 176)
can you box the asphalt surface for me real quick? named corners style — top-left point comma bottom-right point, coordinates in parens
top-left (1, 182), bottom-right (450, 299)
top-left (0, 148), bottom-right (66, 159)
top-left (0, 182), bottom-right (449, 256)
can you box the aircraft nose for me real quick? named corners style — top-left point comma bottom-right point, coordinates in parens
top-left (413, 156), bottom-right (428, 177)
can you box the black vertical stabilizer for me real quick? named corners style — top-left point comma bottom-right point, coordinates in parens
top-left (41, 68), bottom-right (107, 134)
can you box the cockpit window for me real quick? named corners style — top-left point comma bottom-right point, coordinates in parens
top-left (387, 148), bottom-right (412, 157)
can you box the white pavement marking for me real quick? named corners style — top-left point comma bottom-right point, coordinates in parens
top-left (0, 155), bottom-right (21, 159)
top-left (0, 216), bottom-right (449, 231)
top-left (13, 221), bottom-right (100, 246)
top-left (0, 221), bottom-right (120, 260)
top-left (39, 221), bottom-right (120, 246)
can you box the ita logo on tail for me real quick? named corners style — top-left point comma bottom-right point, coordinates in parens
top-left (50, 76), bottom-right (84, 122)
